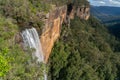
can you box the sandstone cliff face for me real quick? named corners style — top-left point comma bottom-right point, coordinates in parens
top-left (68, 5), bottom-right (90, 20)
top-left (76, 6), bottom-right (90, 20)
top-left (40, 5), bottom-right (90, 63)
top-left (40, 6), bottom-right (67, 63)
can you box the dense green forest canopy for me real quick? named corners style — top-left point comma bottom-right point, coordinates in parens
top-left (49, 17), bottom-right (120, 80)
top-left (108, 23), bottom-right (120, 40)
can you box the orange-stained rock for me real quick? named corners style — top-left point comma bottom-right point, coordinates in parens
top-left (84, 7), bottom-right (90, 20)
top-left (40, 5), bottom-right (90, 63)
top-left (40, 6), bottom-right (67, 63)
top-left (69, 10), bottom-right (74, 19)
top-left (76, 6), bottom-right (90, 20)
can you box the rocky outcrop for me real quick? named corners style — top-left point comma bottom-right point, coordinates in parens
top-left (40, 6), bottom-right (67, 63)
top-left (68, 5), bottom-right (90, 20)
top-left (76, 5), bottom-right (90, 20)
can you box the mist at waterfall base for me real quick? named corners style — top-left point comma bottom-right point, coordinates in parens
top-left (21, 27), bottom-right (47, 80)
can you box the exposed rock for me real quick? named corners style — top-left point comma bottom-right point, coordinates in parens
top-left (66, 4), bottom-right (90, 20)
top-left (69, 6), bottom-right (76, 19)
top-left (40, 5), bottom-right (90, 63)
top-left (76, 5), bottom-right (90, 20)
top-left (40, 6), bottom-right (67, 63)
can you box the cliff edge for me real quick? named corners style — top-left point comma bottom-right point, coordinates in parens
top-left (40, 4), bottom-right (90, 63)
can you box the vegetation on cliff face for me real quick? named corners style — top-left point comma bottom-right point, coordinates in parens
top-left (48, 0), bottom-right (89, 6)
top-left (0, 0), bottom-right (51, 79)
top-left (0, 0), bottom-right (54, 77)
top-left (0, 15), bottom-right (46, 79)
top-left (49, 17), bottom-right (120, 80)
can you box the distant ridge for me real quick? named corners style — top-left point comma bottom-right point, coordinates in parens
top-left (91, 6), bottom-right (120, 24)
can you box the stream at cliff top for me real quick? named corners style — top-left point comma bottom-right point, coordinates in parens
top-left (21, 27), bottom-right (47, 80)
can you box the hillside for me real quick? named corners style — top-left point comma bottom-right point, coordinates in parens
top-left (91, 6), bottom-right (120, 44)
top-left (91, 6), bottom-right (120, 24)
top-left (108, 23), bottom-right (120, 39)
top-left (49, 16), bottom-right (120, 80)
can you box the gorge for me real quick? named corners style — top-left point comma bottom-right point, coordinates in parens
top-left (1, 0), bottom-right (120, 80)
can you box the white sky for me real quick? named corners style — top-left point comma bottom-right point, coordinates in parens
top-left (88, 0), bottom-right (120, 7)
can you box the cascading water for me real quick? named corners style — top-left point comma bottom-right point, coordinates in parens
top-left (21, 27), bottom-right (47, 80)
top-left (21, 27), bottom-right (44, 62)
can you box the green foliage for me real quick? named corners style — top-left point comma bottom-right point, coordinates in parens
top-left (0, 48), bottom-right (10, 77)
top-left (47, 0), bottom-right (89, 6)
top-left (2, 45), bottom-right (46, 80)
top-left (0, 15), bottom-right (46, 79)
top-left (0, 0), bottom-right (120, 80)
top-left (0, 16), bottom-right (18, 77)
top-left (49, 17), bottom-right (120, 80)
top-left (73, 0), bottom-right (89, 6)
top-left (0, 0), bottom-right (51, 30)
top-left (0, 16), bottom-right (17, 40)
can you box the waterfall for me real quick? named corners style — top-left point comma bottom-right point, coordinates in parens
top-left (21, 27), bottom-right (47, 80)
top-left (21, 27), bottom-right (44, 62)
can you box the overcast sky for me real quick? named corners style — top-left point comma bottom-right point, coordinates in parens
top-left (88, 0), bottom-right (120, 7)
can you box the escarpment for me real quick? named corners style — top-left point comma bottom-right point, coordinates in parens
top-left (16, 4), bottom-right (90, 63)
top-left (67, 4), bottom-right (90, 20)
top-left (40, 6), bottom-right (67, 63)
top-left (76, 5), bottom-right (90, 20)
top-left (40, 4), bottom-right (90, 63)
